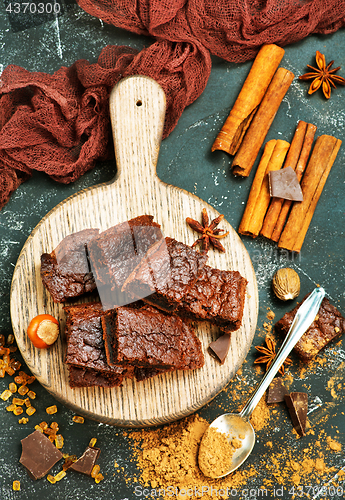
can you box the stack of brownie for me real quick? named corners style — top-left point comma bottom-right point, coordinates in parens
top-left (40, 215), bottom-right (247, 388)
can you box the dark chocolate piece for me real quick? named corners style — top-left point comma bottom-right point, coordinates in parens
top-left (20, 430), bottom-right (63, 479)
top-left (269, 166), bottom-right (303, 201)
top-left (275, 295), bottom-right (345, 362)
top-left (208, 333), bottom-right (231, 364)
top-left (284, 392), bottom-right (308, 436)
top-left (267, 377), bottom-right (289, 403)
top-left (177, 265), bottom-right (247, 331)
top-left (69, 445), bottom-right (100, 475)
top-left (41, 228), bottom-right (99, 303)
top-left (101, 303), bottom-right (204, 370)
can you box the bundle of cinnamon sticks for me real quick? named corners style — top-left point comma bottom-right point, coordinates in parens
top-left (212, 43), bottom-right (294, 177)
top-left (212, 42), bottom-right (342, 252)
top-left (238, 121), bottom-right (342, 252)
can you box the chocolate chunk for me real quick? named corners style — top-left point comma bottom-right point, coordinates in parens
top-left (208, 332), bottom-right (231, 364)
top-left (19, 430), bottom-right (63, 479)
top-left (267, 377), bottom-right (289, 403)
top-left (269, 167), bottom-right (303, 201)
top-left (69, 445), bottom-right (101, 475)
top-left (284, 392), bottom-right (308, 436)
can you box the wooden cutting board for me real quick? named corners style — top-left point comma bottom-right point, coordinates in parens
top-left (10, 75), bottom-right (258, 428)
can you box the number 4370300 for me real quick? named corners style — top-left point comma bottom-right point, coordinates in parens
top-left (6, 2), bottom-right (61, 14)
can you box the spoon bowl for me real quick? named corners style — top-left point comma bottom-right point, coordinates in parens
top-left (198, 286), bottom-right (326, 478)
top-left (202, 413), bottom-right (255, 478)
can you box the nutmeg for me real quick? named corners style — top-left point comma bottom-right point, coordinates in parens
top-left (272, 268), bottom-right (300, 301)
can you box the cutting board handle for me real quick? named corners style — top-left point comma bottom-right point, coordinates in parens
top-left (109, 75), bottom-right (167, 188)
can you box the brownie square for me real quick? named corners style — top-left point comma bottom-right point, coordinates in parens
top-left (64, 302), bottom-right (127, 387)
top-left (101, 303), bottom-right (204, 371)
top-left (133, 366), bottom-right (172, 382)
top-left (275, 295), bottom-right (345, 362)
top-left (123, 237), bottom-right (208, 312)
top-left (177, 265), bottom-right (247, 331)
top-left (41, 228), bottom-right (99, 302)
top-left (87, 215), bottom-right (163, 308)
top-left (68, 366), bottom-right (124, 388)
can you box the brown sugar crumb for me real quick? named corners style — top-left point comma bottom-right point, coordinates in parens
top-left (262, 322), bottom-right (272, 334)
top-left (12, 398), bottom-right (25, 406)
top-left (55, 434), bottom-right (64, 449)
top-left (89, 437), bottom-right (97, 447)
top-left (46, 405), bottom-right (58, 415)
top-left (18, 385), bottom-right (29, 396)
top-left (72, 415), bottom-right (84, 424)
top-left (91, 464), bottom-right (100, 478)
top-left (127, 414), bottom-right (257, 499)
top-left (1, 389), bottom-right (12, 401)
top-left (12, 480), bottom-right (20, 491)
top-left (94, 472), bottom-right (104, 484)
top-left (266, 309), bottom-right (275, 321)
top-left (54, 470), bottom-right (66, 482)
top-left (26, 406), bottom-right (36, 416)
top-left (198, 426), bottom-right (236, 478)
top-left (250, 395), bottom-right (270, 431)
top-left (9, 382), bottom-right (17, 393)
top-left (231, 437), bottom-right (242, 449)
top-left (326, 436), bottom-right (342, 452)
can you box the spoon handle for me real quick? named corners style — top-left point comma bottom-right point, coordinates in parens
top-left (240, 287), bottom-right (325, 419)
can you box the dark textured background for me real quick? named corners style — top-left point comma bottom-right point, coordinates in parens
top-left (0, 2), bottom-right (344, 499)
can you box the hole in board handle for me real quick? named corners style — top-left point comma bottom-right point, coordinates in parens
top-left (136, 100), bottom-right (143, 106)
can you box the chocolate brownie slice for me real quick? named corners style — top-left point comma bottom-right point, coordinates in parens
top-left (64, 302), bottom-right (127, 388)
top-left (102, 303), bottom-right (204, 370)
top-left (123, 237), bottom-right (208, 312)
top-left (177, 265), bottom-right (247, 331)
top-left (87, 215), bottom-right (163, 308)
top-left (133, 366), bottom-right (172, 382)
top-left (68, 366), bottom-right (124, 388)
top-left (275, 295), bottom-right (345, 362)
top-left (41, 228), bottom-right (99, 302)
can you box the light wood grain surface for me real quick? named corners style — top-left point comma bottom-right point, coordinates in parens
top-left (10, 76), bottom-right (258, 427)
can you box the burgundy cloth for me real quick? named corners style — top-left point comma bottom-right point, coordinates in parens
top-left (1, 0), bottom-right (345, 209)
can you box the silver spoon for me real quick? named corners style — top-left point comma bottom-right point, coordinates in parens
top-left (198, 286), bottom-right (326, 478)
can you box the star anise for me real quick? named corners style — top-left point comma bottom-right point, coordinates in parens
top-left (254, 335), bottom-right (292, 376)
top-left (299, 50), bottom-right (345, 99)
top-left (186, 208), bottom-right (229, 252)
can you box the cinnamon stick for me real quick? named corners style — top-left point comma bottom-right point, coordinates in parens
top-left (270, 122), bottom-right (317, 241)
top-left (260, 121), bottom-right (317, 240)
top-left (278, 135), bottom-right (342, 252)
top-left (212, 44), bottom-right (285, 155)
top-left (231, 67), bottom-right (294, 178)
top-left (238, 139), bottom-right (290, 238)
